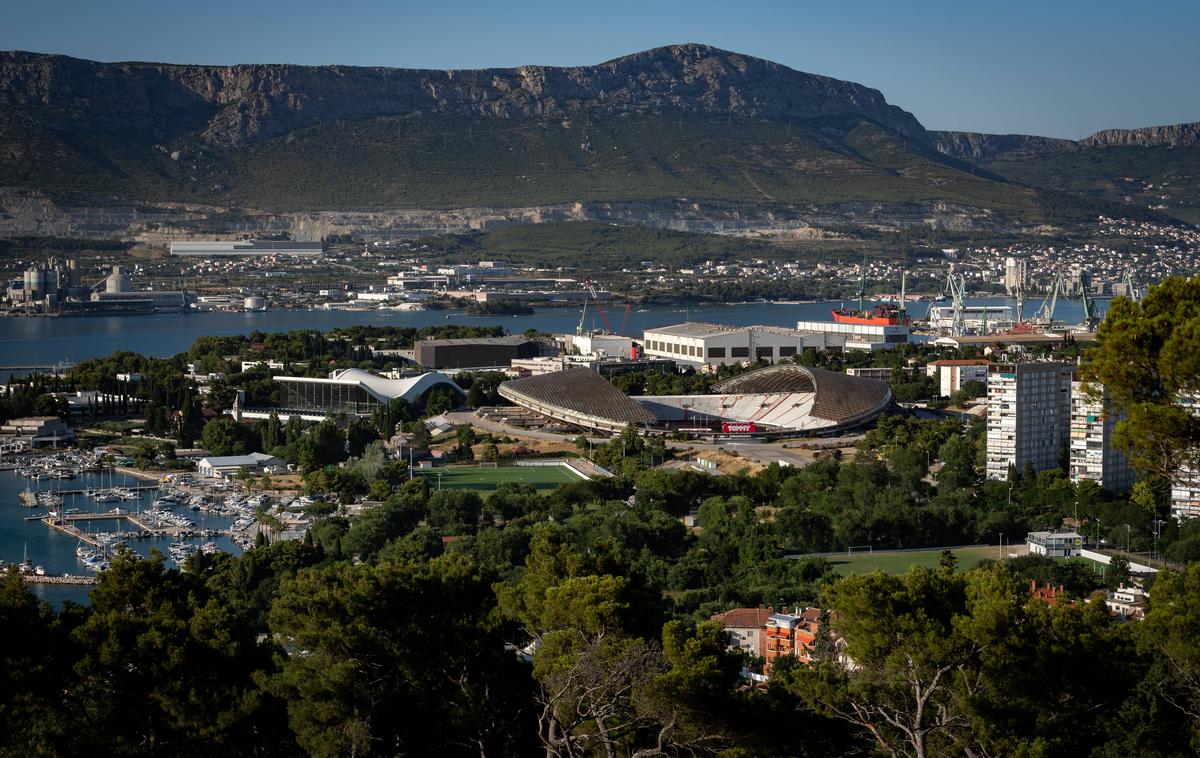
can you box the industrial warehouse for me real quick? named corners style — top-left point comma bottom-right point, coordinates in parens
top-left (499, 364), bottom-right (894, 437)
top-left (169, 240), bottom-right (325, 257)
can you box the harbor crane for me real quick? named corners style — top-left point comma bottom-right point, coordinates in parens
top-left (942, 265), bottom-right (968, 336)
top-left (578, 278), bottom-right (613, 335)
top-left (1032, 270), bottom-right (1064, 329)
top-left (1120, 267), bottom-right (1141, 303)
top-left (1081, 286), bottom-right (1100, 331)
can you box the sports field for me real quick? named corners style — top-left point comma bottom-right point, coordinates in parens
top-left (415, 464), bottom-right (582, 492)
top-left (822, 545), bottom-right (1010, 576)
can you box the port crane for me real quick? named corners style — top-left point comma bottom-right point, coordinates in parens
top-left (577, 278), bottom-right (614, 335)
top-left (1031, 270), bottom-right (1064, 330)
top-left (942, 265), bottom-right (968, 336)
top-left (1120, 267), bottom-right (1141, 303)
top-left (1081, 286), bottom-right (1100, 331)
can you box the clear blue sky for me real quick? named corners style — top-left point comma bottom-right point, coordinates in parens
top-left (2, 0), bottom-right (1196, 138)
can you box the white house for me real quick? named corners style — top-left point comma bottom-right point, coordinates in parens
top-left (1026, 530), bottom-right (1084, 558)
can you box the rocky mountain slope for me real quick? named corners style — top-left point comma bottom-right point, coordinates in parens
top-left (0, 44), bottom-right (1193, 238)
top-left (0, 44), bottom-right (926, 147)
top-left (933, 121), bottom-right (1200, 162)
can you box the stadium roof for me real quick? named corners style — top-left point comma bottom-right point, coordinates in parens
top-left (498, 367), bottom-right (656, 433)
top-left (274, 369), bottom-right (464, 404)
top-left (711, 364), bottom-right (892, 427)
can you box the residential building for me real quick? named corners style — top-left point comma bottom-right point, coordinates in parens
top-left (710, 607), bottom-right (774, 657)
top-left (1069, 380), bottom-right (1134, 493)
top-left (926, 360), bottom-right (991, 398)
top-left (1171, 393), bottom-right (1200, 520)
top-left (985, 362), bottom-right (1073, 480)
top-left (763, 608), bottom-right (822, 672)
top-left (1105, 585), bottom-right (1147, 621)
top-left (1171, 471), bottom-right (1200, 520)
top-left (1029, 580), bottom-right (1069, 606)
top-left (1026, 530), bottom-right (1084, 558)
top-left (1004, 256), bottom-right (1026, 296)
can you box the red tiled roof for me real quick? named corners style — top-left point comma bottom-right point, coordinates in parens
top-left (711, 607), bottom-right (773, 629)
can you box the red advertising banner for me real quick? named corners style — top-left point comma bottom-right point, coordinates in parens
top-left (721, 422), bottom-right (757, 434)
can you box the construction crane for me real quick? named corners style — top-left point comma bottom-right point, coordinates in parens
top-left (575, 292), bottom-right (589, 336)
top-left (617, 302), bottom-right (632, 336)
top-left (583, 277), bottom-right (613, 333)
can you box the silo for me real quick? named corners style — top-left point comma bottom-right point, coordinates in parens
top-left (105, 265), bottom-right (133, 293)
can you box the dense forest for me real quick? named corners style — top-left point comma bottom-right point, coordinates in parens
top-left (3, 280), bottom-right (1200, 755)
top-left (3, 409), bottom-right (1200, 755)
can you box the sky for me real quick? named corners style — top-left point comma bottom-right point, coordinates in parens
top-left (1, 0), bottom-right (1197, 139)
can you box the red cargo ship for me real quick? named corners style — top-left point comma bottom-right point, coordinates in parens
top-left (831, 302), bottom-right (911, 326)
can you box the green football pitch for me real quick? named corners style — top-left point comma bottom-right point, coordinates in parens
top-left (823, 545), bottom-right (1007, 576)
top-left (414, 464), bottom-right (582, 492)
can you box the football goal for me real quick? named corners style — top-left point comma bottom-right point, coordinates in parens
top-left (847, 545), bottom-right (873, 555)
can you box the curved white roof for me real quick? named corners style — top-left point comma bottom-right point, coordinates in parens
top-left (275, 369), bottom-right (464, 403)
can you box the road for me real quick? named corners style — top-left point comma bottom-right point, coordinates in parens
top-left (445, 411), bottom-right (859, 469)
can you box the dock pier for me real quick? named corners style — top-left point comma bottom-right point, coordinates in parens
top-left (22, 573), bottom-right (96, 586)
top-left (42, 518), bottom-right (105, 548)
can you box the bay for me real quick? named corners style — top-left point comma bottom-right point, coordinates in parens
top-left (0, 297), bottom-right (1107, 365)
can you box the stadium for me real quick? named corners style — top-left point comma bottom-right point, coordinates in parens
top-left (498, 365), bottom-right (893, 437)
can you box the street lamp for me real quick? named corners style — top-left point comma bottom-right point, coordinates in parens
top-left (999, 532), bottom-right (1004, 561)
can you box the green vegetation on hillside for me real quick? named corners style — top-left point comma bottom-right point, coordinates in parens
top-left (419, 220), bottom-right (783, 268)
top-left (983, 144), bottom-right (1200, 224)
top-left (4, 112), bottom-right (1044, 218)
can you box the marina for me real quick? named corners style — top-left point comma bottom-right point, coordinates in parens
top-left (0, 454), bottom-right (255, 606)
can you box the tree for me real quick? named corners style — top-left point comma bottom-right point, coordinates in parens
top-left (789, 566), bottom-right (983, 758)
top-left (1142, 564), bottom-right (1200, 746)
top-left (200, 417), bottom-right (249, 457)
top-left (70, 551), bottom-right (292, 754)
top-left (344, 416), bottom-right (378, 458)
top-left (297, 420), bottom-right (346, 473)
top-left (1081, 276), bottom-right (1200, 480)
top-left (427, 490), bottom-right (483, 534)
top-left (267, 556), bottom-right (533, 756)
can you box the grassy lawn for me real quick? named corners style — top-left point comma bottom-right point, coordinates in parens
top-left (415, 464), bottom-right (581, 492)
top-left (824, 545), bottom-right (1007, 576)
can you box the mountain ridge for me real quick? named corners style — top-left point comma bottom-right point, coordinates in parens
top-left (934, 121), bottom-right (1200, 162)
top-left (0, 44), bottom-right (927, 147)
top-left (0, 44), bottom-right (1195, 236)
